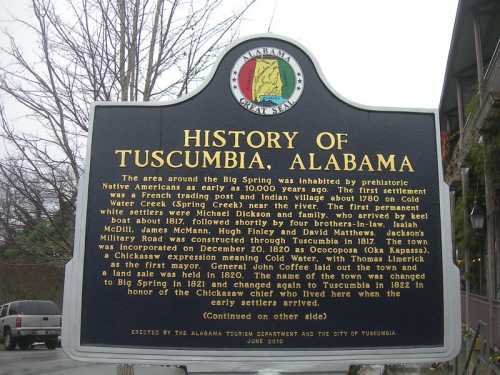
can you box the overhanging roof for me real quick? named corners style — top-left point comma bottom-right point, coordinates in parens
top-left (439, 0), bottom-right (500, 114)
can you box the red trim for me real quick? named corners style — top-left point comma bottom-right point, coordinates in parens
top-left (238, 59), bottom-right (256, 100)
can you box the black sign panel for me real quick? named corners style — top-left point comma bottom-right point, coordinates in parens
top-left (68, 37), bottom-right (458, 360)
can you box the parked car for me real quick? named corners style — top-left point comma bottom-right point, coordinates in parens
top-left (0, 300), bottom-right (61, 350)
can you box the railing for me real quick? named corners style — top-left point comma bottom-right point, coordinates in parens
top-left (464, 92), bottom-right (479, 129)
top-left (443, 39), bottom-right (500, 182)
top-left (462, 321), bottom-right (482, 375)
top-left (483, 38), bottom-right (500, 93)
top-left (461, 321), bottom-right (500, 375)
top-left (442, 122), bottom-right (476, 183)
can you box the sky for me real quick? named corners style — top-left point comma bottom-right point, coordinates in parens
top-left (0, 0), bottom-right (458, 113)
top-left (239, 0), bottom-right (459, 109)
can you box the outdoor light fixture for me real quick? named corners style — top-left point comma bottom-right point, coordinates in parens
top-left (470, 202), bottom-right (485, 230)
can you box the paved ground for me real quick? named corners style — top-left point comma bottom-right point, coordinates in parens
top-left (0, 345), bottom-right (460, 375)
top-left (0, 344), bottom-right (353, 375)
top-left (0, 346), bottom-right (173, 375)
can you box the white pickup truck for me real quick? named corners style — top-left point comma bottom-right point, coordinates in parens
top-left (0, 300), bottom-right (61, 350)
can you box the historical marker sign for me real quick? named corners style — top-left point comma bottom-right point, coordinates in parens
top-left (63, 36), bottom-right (460, 370)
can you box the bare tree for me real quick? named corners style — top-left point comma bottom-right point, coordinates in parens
top-left (0, 105), bottom-right (74, 265)
top-left (0, 0), bottom-right (255, 262)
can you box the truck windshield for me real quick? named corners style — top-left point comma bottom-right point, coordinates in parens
top-left (15, 301), bottom-right (60, 315)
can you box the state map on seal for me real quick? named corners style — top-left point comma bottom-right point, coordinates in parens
top-left (238, 57), bottom-right (296, 106)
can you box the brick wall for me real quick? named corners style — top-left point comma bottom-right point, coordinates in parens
top-left (0, 263), bottom-right (64, 308)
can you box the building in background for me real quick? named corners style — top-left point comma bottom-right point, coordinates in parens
top-left (439, 0), bottom-right (500, 353)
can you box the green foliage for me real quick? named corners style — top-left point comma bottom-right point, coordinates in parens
top-left (0, 263), bottom-right (64, 306)
top-left (490, 353), bottom-right (500, 366)
top-left (465, 141), bottom-right (484, 176)
top-left (452, 192), bottom-right (485, 256)
top-left (444, 131), bottom-right (460, 163)
top-left (464, 92), bottom-right (479, 120)
top-left (484, 128), bottom-right (500, 188)
top-left (2, 248), bottom-right (20, 259)
top-left (453, 194), bottom-right (466, 252)
top-left (0, 217), bottom-right (72, 265)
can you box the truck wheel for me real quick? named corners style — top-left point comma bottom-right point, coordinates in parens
top-left (4, 330), bottom-right (16, 350)
top-left (45, 338), bottom-right (57, 350)
top-left (18, 338), bottom-right (31, 350)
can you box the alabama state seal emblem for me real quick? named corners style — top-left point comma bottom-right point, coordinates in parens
top-left (230, 47), bottom-right (303, 115)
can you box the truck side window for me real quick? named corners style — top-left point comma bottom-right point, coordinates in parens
top-left (8, 303), bottom-right (17, 316)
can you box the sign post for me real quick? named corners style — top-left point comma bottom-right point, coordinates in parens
top-left (63, 35), bottom-right (460, 372)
